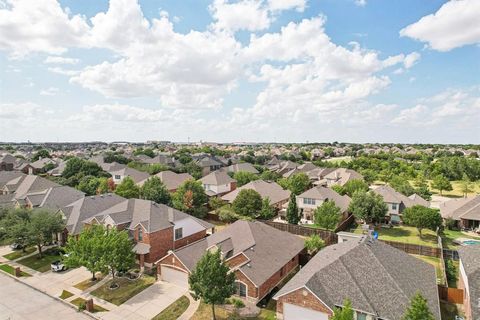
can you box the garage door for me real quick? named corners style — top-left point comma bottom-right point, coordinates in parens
top-left (283, 303), bottom-right (329, 320)
top-left (161, 266), bottom-right (189, 289)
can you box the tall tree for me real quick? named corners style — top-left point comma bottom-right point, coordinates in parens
top-left (115, 177), bottom-right (140, 199)
top-left (341, 179), bottom-right (369, 197)
top-left (0, 209), bottom-right (31, 252)
top-left (232, 189), bottom-right (262, 217)
top-left (460, 173), bottom-right (474, 198)
top-left (64, 225), bottom-right (107, 281)
top-left (304, 234), bottom-right (325, 255)
top-left (28, 210), bottom-right (65, 258)
top-left (348, 191), bottom-right (388, 224)
top-left (314, 201), bottom-right (341, 230)
top-left (103, 228), bottom-right (135, 284)
top-left (233, 171), bottom-right (258, 187)
top-left (402, 292), bottom-right (435, 320)
top-left (331, 299), bottom-right (354, 320)
top-left (172, 180), bottom-right (208, 215)
top-left (389, 176), bottom-right (416, 196)
top-left (288, 173), bottom-right (311, 195)
top-left (140, 176), bottom-right (171, 205)
top-left (189, 250), bottom-right (236, 320)
top-left (286, 193), bottom-right (300, 224)
top-left (259, 197), bottom-right (275, 220)
top-left (402, 206), bottom-right (442, 237)
top-left (431, 174), bottom-right (452, 196)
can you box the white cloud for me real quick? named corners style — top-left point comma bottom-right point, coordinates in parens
top-left (354, 0), bottom-right (367, 7)
top-left (267, 0), bottom-right (306, 12)
top-left (400, 0), bottom-right (480, 51)
top-left (44, 56), bottom-right (79, 64)
top-left (48, 67), bottom-right (80, 76)
top-left (209, 0), bottom-right (270, 32)
top-left (0, 102), bottom-right (44, 119)
top-left (40, 87), bottom-right (60, 96)
top-left (403, 51), bottom-right (420, 68)
top-left (68, 104), bottom-right (170, 123)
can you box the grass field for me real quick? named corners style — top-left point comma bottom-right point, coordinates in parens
top-left (91, 275), bottom-right (155, 306)
top-left (442, 229), bottom-right (480, 249)
top-left (70, 297), bottom-right (108, 313)
top-left (353, 225), bottom-right (438, 247)
top-left (59, 290), bottom-right (74, 300)
top-left (430, 180), bottom-right (480, 198)
top-left (16, 248), bottom-right (64, 272)
top-left (3, 247), bottom-right (36, 260)
top-left (0, 264), bottom-right (31, 277)
top-left (411, 255), bottom-right (444, 285)
top-left (152, 295), bottom-right (190, 320)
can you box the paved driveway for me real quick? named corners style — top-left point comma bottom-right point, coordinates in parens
top-left (0, 273), bottom-right (90, 320)
top-left (99, 281), bottom-right (187, 320)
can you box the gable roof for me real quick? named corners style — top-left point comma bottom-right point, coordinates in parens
top-left (110, 167), bottom-right (150, 184)
top-left (439, 195), bottom-right (480, 221)
top-left (169, 221), bottom-right (304, 285)
top-left (142, 170), bottom-right (193, 190)
top-left (226, 163), bottom-right (259, 174)
top-left (221, 180), bottom-right (290, 205)
top-left (324, 168), bottom-right (363, 186)
top-left (199, 170), bottom-right (235, 185)
top-left (298, 186), bottom-right (351, 212)
top-left (458, 245), bottom-right (480, 320)
top-left (275, 237), bottom-right (441, 320)
top-left (372, 185), bottom-right (429, 208)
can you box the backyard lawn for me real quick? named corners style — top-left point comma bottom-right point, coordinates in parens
top-left (90, 275), bottom-right (155, 306)
top-left (16, 247), bottom-right (64, 272)
top-left (70, 297), bottom-right (108, 313)
top-left (441, 229), bottom-right (480, 249)
top-left (0, 264), bottom-right (31, 277)
top-left (410, 255), bottom-right (444, 285)
top-left (152, 295), bottom-right (190, 320)
top-left (352, 225), bottom-right (438, 247)
top-left (3, 247), bottom-right (36, 260)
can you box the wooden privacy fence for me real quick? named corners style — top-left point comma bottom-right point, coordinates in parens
top-left (438, 236), bottom-right (448, 286)
top-left (378, 240), bottom-right (441, 258)
top-left (438, 285), bottom-right (464, 304)
top-left (262, 221), bottom-right (338, 245)
top-left (334, 214), bottom-right (355, 233)
top-left (443, 248), bottom-right (459, 261)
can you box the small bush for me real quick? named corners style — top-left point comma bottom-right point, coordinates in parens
top-left (444, 218), bottom-right (458, 231)
top-left (218, 207), bottom-right (238, 223)
top-left (445, 259), bottom-right (457, 283)
top-left (78, 302), bottom-right (86, 311)
top-left (231, 298), bottom-right (245, 309)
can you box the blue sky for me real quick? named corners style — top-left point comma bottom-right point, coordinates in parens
top-left (0, 0), bottom-right (479, 143)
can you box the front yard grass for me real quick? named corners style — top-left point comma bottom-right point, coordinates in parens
top-left (59, 290), bottom-right (74, 300)
top-left (70, 297), bottom-right (108, 313)
top-left (90, 275), bottom-right (155, 306)
top-left (152, 295), bottom-right (190, 320)
top-left (3, 247), bottom-right (36, 260)
top-left (191, 300), bottom-right (276, 320)
top-left (16, 247), bottom-right (64, 272)
top-left (352, 225), bottom-right (438, 247)
top-left (410, 255), bottom-right (444, 285)
top-left (0, 264), bottom-right (31, 277)
top-left (74, 274), bottom-right (105, 291)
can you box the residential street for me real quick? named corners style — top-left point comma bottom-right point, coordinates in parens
top-left (0, 273), bottom-right (91, 320)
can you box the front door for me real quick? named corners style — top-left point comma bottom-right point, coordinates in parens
top-left (236, 281), bottom-right (247, 297)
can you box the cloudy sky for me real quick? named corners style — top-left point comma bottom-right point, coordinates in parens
top-left (0, 0), bottom-right (479, 143)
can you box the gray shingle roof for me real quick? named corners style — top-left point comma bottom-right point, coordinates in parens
top-left (372, 185), bottom-right (429, 208)
top-left (226, 163), bottom-right (259, 174)
top-left (440, 195), bottom-right (480, 221)
top-left (222, 180), bottom-right (290, 205)
top-left (199, 170), bottom-right (235, 185)
top-left (298, 186), bottom-right (351, 212)
top-left (458, 245), bottom-right (480, 320)
top-left (142, 170), bottom-right (192, 190)
top-left (275, 237), bottom-right (441, 320)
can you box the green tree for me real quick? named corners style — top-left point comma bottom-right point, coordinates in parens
top-left (103, 228), bottom-right (135, 284)
top-left (0, 209), bottom-right (31, 251)
top-left (32, 149), bottom-right (51, 161)
top-left (314, 201), bottom-right (341, 230)
top-left (259, 197), bottom-right (275, 220)
top-left (140, 176), bottom-right (171, 205)
top-left (460, 173), bottom-right (474, 198)
top-left (64, 225), bottom-right (107, 281)
top-left (286, 193), bottom-right (300, 224)
top-left (403, 205), bottom-right (442, 237)
top-left (348, 191), bottom-right (388, 224)
top-left (114, 177), bottom-right (140, 199)
top-left (181, 162), bottom-right (202, 180)
top-left (28, 210), bottom-right (65, 258)
top-left (288, 173), bottom-right (311, 195)
top-left (77, 175), bottom-right (102, 196)
top-left (342, 179), bottom-right (369, 197)
top-left (389, 176), bottom-right (416, 196)
top-left (402, 292), bottom-right (435, 320)
top-left (260, 170), bottom-right (281, 181)
top-left (189, 250), bottom-right (236, 320)
top-left (232, 189), bottom-right (262, 217)
top-left (431, 174), bottom-right (452, 196)
top-left (304, 234), bottom-right (325, 255)
top-left (413, 174), bottom-right (432, 201)
top-left (331, 299), bottom-right (354, 320)
top-left (172, 180), bottom-right (208, 215)
top-left (233, 171), bottom-right (258, 187)
top-left (208, 197), bottom-right (225, 211)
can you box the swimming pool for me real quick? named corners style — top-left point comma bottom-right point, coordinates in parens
top-left (454, 238), bottom-right (480, 246)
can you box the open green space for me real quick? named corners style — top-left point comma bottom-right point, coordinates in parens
top-left (353, 225), bottom-right (438, 247)
top-left (152, 295), bottom-right (190, 320)
top-left (90, 275), bottom-right (155, 306)
top-left (3, 247), bottom-right (36, 260)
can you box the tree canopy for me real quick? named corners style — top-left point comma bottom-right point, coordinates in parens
top-left (431, 174), bottom-right (452, 195)
top-left (331, 299), bottom-right (354, 320)
top-left (232, 189), bottom-right (262, 217)
top-left (259, 197), bottom-right (275, 220)
top-left (348, 191), bottom-right (388, 224)
top-left (114, 176), bottom-right (140, 199)
top-left (172, 179), bottom-right (208, 216)
top-left (233, 171), bottom-right (258, 187)
top-left (314, 201), bottom-right (341, 230)
top-left (402, 292), bottom-right (435, 320)
top-left (286, 192), bottom-right (300, 224)
top-left (304, 234), bottom-right (325, 255)
top-left (140, 176), bottom-right (171, 205)
top-left (402, 205), bottom-right (442, 237)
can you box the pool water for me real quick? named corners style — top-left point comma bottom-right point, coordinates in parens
top-left (462, 240), bottom-right (480, 245)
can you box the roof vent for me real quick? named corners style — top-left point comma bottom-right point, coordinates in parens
top-left (247, 263), bottom-right (251, 268)
top-left (250, 247), bottom-right (254, 251)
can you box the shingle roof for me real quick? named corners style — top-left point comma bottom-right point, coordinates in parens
top-left (275, 237), bottom-right (441, 320)
top-left (110, 167), bottom-right (150, 184)
top-left (372, 185), bottom-right (429, 208)
top-left (140, 170), bottom-right (193, 190)
top-left (440, 195), bottom-right (480, 221)
top-left (324, 168), bottom-right (363, 186)
top-left (226, 163), bottom-right (259, 174)
top-left (221, 180), bottom-right (290, 205)
top-left (458, 245), bottom-right (480, 320)
top-left (298, 186), bottom-right (351, 212)
top-left (199, 170), bottom-right (235, 185)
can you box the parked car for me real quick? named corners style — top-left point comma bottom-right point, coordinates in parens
top-left (51, 260), bottom-right (67, 272)
top-left (10, 243), bottom-right (23, 250)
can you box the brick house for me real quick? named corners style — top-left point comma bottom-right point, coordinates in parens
top-left (274, 236), bottom-right (441, 320)
top-left (156, 220), bottom-right (305, 303)
top-left (458, 245), bottom-right (480, 320)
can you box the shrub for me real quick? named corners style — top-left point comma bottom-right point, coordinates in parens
top-left (78, 302), bottom-right (86, 311)
top-left (445, 259), bottom-right (457, 284)
top-left (232, 298), bottom-right (245, 309)
top-left (444, 218), bottom-right (458, 230)
top-left (218, 207), bottom-right (238, 223)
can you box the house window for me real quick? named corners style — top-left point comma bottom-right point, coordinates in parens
top-left (391, 203), bottom-right (397, 210)
top-left (138, 228), bottom-right (143, 241)
top-left (175, 228), bottom-right (183, 240)
top-left (115, 175), bottom-right (121, 180)
top-left (303, 198), bottom-right (315, 205)
top-left (236, 281), bottom-right (247, 297)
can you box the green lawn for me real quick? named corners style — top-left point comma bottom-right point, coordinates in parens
top-left (16, 247), bottom-right (64, 272)
top-left (90, 275), bottom-right (155, 306)
top-left (411, 255), bottom-right (444, 285)
top-left (430, 180), bottom-right (480, 198)
top-left (74, 274), bottom-right (104, 291)
top-left (0, 264), bottom-right (31, 277)
top-left (3, 247), bottom-right (36, 260)
top-left (191, 301), bottom-right (276, 320)
top-left (70, 297), bottom-right (108, 313)
top-left (59, 290), bottom-right (74, 300)
top-left (152, 295), bottom-right (190, 320)
top-left (441, 229), bottom-right (480, 250)
top-left (353, 225), bottom-right (439, 247)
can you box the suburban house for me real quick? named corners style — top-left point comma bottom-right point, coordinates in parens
top-left (458, 245), bottom-right (480, 320)
top-left (136, 154), bottom-right (175, 167)
top-left (138, 170), bottom-right (193, 192)
top-left (439, 195), bottom-right (480, 230)
top-left (194, 156), bottom-right (224, 176)
top-left (274, 236), bottom-right (441, 320)
top-left (225, 162), bottom-right (259, 174)
top-left (222, 180), bottom-right (291, 209)
top-left (157, 220), bottom-right (305, 302)
top-left (47, 160), bottom-right (67, 176)
top-left (283, 163), bottom-right (318, 178)
top-left (109, 167), bottom-right (150, 185)
top-left (15, 185), bottom-right (85, 211)
top-left (372, 185), bottom-right (430, 223)
top-left (0, 153), bottom-right (16, 171)
top-left (0, 173), bottom-right (60, 208)
top-left (296, 186), bottom-right (351, 223)
top-left (82, 198), bottom-right (213, 269)
top-left (20, 158), bottom-right (56, 175)
top-left (319, 168), bottom-right (363, 187)
top-left (199, 170), bottom-right (236, 197)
